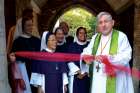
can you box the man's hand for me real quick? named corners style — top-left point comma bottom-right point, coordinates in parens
top-left (82, 55), bottom-right (94, 65)
top-left (95, 55), bottom-right (103, 62)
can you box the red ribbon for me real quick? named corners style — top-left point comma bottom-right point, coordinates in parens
top-left (15, 51), bottom-right (81, 62)
top-left (15, 51), bottom-right (140, 79)
top-left (82, 55), bottom-right (116, 77)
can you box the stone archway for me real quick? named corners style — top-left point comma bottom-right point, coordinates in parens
top-left (38, 0), bottom-right (117, 34)
top-left (48, 4), bottom-right (96, 33)
top-left (3, 0), bottom-right (136, 92)
top-left (57, 5), bottom-right (97, 38)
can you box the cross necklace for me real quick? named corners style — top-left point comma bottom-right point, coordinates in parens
top-left (96, 63), bottom-right (100, 72)
top-left (96, 35), bottom-right (111, 72)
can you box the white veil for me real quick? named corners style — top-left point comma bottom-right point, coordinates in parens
top-left (73, 29), bottom-right (88, 45)
top-left (31, 31), bottom-right (49, 93)
top-left (40, 31), bottom-right (49, 51)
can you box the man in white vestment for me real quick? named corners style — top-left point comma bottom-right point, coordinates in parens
top-left (81, 11), bottom-right (134, 93)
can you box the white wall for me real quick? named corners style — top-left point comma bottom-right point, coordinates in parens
top-left (0, 0), bottom-right (11, 92)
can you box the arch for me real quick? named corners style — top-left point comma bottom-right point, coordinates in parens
top-left (53, 4), bottom-right (97, 30)
top-left (58, 3), bottom-right (97, 17)
top-left (38, 1), bottom-right (110, 34)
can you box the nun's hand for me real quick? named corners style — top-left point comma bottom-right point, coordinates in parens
top-left (76, 70), bottom-right (81, 74)
top-left (38, 86), bottom-right (44, 93)
top-left (19, 79), bottom-right (26, 90)
top-left (64, 85), bottom-right (67, 93)
top-left (77, 73), bottom-right (87, 79)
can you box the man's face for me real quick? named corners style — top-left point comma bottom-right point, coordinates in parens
top-left (55, 29), bottom-right (65, 43)
top-left (97, 15), bottom-right (114, 35)
top-left (24, 20), bottom-right (33, 35)
top-left (60, 23), bottom-right (69, 35)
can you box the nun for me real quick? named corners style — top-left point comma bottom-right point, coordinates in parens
top-left (30, 32), bottom-right (68, 93)
top-left (54, 27), bottom-right (68, 53)
top-left (68, 27), bottom-right (90, 93)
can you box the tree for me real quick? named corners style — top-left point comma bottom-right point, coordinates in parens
top-left (59, 7), bottom-right (96, 39)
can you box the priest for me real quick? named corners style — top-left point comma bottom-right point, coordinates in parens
top-left (81, 12), bottom-right (134, 93)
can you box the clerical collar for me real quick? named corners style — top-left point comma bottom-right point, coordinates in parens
top-left (76, 40), bottom-right (87, 45)
top-left (45, 47), bottom-right (55, 53)
top-left (101, 30), bottom-right (112, 37)
top-left (21, 34), bottom-right (31, 38)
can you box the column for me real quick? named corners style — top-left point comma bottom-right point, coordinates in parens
top-left (133, 1), bottom-right (140, 93)
top-left (0, 0), bottom-right (11, 92)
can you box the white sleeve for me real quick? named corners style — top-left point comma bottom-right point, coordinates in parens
top-left (80, 57), bottom-right (89, 74)
top-left (80, 34), bottom-right (97, 74)
top-left (108, 32), bottom-right (132, 66)
top-left (68, 62), bottom-right (80, 76)
top-left (30, 73), bottom-right (45, 87)
top-left (63, 73), bottom-right (68, 85)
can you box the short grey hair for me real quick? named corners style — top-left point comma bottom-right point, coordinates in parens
top-left (96, 12), bottom-right (113, 23)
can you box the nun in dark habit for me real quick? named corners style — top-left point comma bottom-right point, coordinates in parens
top-left (54, 27), bottom-right (68, 53)
top-left (68, 27), bottom-right (90, 93)
top-left (30, 32), bottom-right (68, 93)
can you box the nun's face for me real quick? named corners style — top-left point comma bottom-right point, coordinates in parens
top-left (77, 29), bottom-right (87, 42)
top-left (47, 35), bottom-right (57, 51)
top-left (55, 29), bottom-right (65, 43)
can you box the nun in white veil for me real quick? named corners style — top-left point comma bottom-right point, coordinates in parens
top-left (30, 31), bottom-right (68, 93)
top-left (30, 31), bottom-right (48, 93)
top-left (67, 27), bottom-right (90, 93)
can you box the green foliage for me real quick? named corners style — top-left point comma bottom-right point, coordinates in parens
top-left (59, 7), bottom-right (96, 39)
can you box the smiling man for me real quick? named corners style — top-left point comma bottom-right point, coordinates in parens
top-left (81, 11), bottom-right (134, 93)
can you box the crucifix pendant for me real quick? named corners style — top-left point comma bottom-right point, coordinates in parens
top-left (96, 64), bottom-right (100, 72)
